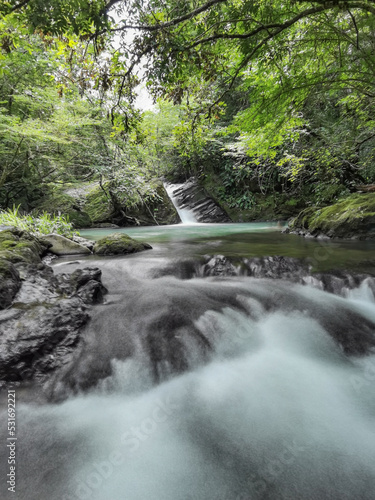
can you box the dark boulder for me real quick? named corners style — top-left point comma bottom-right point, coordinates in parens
top-left (0, 265), bottom-right (107, 384)
top-left (0, 229), bottom-right (107, 387)
top-left (0, 259), bottom-right (21, 309)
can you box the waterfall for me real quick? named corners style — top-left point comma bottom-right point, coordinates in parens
top-left (164, 182), bottom-right (198, 224)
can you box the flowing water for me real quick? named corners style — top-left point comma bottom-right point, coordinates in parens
top-left (164, 183), bottom-right (199, 224)
top-left (2, 221), bottom-right (375, 500)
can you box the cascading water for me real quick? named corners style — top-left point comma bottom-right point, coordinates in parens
top-left (164, 183), bottom-right (199, 224)
top-left (1, 224), bottom-right (375, 500)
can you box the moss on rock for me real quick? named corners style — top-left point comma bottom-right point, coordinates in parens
top-left (0, 228), bottom-right (46, 308)
top-left (93, 233), bottom-right (152, 255)
top-left (84, 182), bottom-right (179, 226)
top-left (84, 186), bottom-right (114, 224)
top-left (289, 193), bottom-right (375, 239)
top-left (124, 182), bottom-right (180, 226)
top-left (0, 229), bottom-right (47, 264)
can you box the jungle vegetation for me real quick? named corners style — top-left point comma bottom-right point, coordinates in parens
top-left (1, 0), bottom-right (375, 222)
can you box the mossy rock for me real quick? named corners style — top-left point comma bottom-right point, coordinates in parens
top-left (35, 193), bottom-right (92, 228)
top-left (290, 193), bottom-right (375, 239)
top-left (93, 233), bottom-right (152, 256)
top-left (84, 187), bottom-right (114, 224)
top-left (65, 210), bottom-right (92, 228)
top-left (0, 229), bottom-right (47, 264)
top-left (0, 228), bottom-right (47, 308)
top-left (123, 182), bottom-right (180, 226)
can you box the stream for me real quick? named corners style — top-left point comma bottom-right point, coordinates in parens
top-left (2, 220), bottom-right (375, 500)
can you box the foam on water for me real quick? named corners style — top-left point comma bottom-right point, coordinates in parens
top-left (4, 281), bottom-right (375, 500)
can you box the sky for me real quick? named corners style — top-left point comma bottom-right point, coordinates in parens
top-left (111, 7), bottom-right (155, 112)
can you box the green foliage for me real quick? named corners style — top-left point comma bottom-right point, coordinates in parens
top-left (2, 0), bottom-right (375, 225)
top-left (0, 205), bottom-right (77, 237)
top-left (290, 193), bottom-right (375, 237)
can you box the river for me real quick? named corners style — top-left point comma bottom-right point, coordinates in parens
top-left (2, 222), bottom-right (375, 500)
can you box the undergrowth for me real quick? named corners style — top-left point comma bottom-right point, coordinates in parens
top-left (0, 206), bottom-right (78, 238)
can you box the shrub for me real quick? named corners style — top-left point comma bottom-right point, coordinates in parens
top-left (0, 206), bottom-right (78, 238)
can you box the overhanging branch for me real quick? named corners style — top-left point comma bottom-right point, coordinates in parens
top-left (112, 0), bottom-right (228, 32)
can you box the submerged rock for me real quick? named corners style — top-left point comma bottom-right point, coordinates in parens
top-left (47, 263), bottom-right (375, 401)
top-left (93, 232), bottom-right (152, 255)
top-left (41, 233), bottom-right (91, 255)
top-left (153, 254), bottom-right (375, 298)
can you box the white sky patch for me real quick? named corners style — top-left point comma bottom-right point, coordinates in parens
top-left (110, 8), bottom-right (155, 112)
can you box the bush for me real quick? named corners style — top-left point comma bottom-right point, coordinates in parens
top-left (0, 206), bottom-right (78, 238)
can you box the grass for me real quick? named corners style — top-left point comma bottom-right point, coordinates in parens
top-left (0, 206), bottom-right (79, 238)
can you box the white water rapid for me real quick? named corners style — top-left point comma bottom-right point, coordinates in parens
top-left (2, 249), bottom-right (375, 500)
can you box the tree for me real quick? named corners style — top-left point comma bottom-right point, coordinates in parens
top-left (2, 0), bottom-right (375, 214)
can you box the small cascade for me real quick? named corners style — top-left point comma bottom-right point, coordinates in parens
top-left (164, 178), bottom-right (231, 223)
top-left (164, 182), bottom-right (198, 224)
top-left (5, 255), bottom-right (375, 500)
top-left (3, 222), bottom-right (375, 500)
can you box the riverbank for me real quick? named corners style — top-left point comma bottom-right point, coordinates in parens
top-left (286, 193), bottom-right (375, 239)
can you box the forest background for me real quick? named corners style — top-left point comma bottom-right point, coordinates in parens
top-left (1, 0), bottom-right (375, 227)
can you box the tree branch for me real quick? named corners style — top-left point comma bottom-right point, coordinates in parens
top-left (182, 2), bottom-right (375, 51)
top-left (7, 0), bottom-right (32, 14)
top-left (113, 0), bottom-right (228, 32)
top-left (348, 9), bottom-right (360, 49)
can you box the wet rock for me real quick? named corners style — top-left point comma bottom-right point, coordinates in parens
top-left (72, 234), bottom-right (95, 251)
top-left (199, 255), bottom-right (312, 281)
top-left (154, 254), bottom-right (375, 298)
top-left (48, 267), bottom-right (375, 399)
top-left (0, 259), bottom-right (21, 309)
top-left (203, 256), bottom-right (237, 276)
top-left (75, 280), bottom-right (107, 304)
top-left (0, 299), bottom-right (89, 382)
top-left (93, 232), bottom-right (152, 255)
top-left (0, 261), bottom-right (107, 385)
top-left (57, 267), bottom-right (108, 303)
top-left (41, 233), bottom-right (91, 255)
